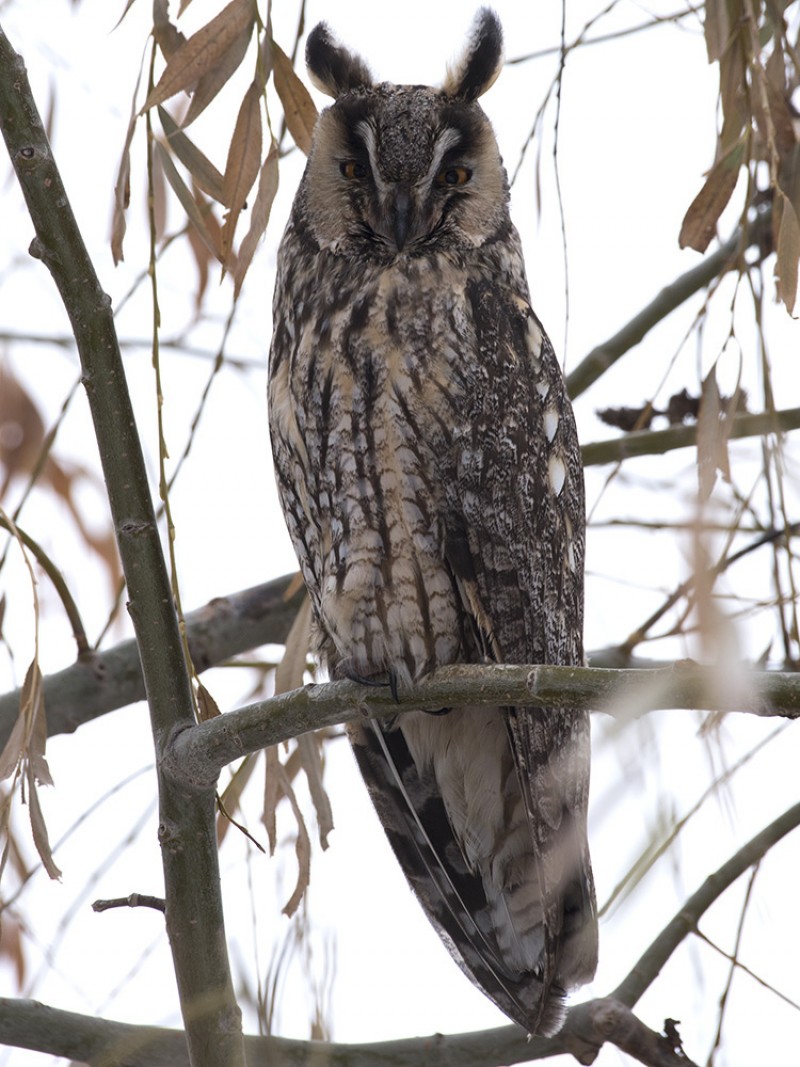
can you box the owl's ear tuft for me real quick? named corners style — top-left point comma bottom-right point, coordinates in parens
top-left (443, 8), bottom-right (503, 102)
top-left (306, 23), bottom-right (374, 99)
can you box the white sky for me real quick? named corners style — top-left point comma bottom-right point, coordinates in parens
top-left (0, 1), bottom-right (799, 1065)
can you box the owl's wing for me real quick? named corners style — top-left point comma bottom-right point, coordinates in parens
top-left (349, 279), bottom-right (596, 1036)
top-left (443, 276), bottom-right (597, 1026)
top-left (348, 714), bottom-right (561, 1032)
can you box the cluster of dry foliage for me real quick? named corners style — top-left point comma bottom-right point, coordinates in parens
top-left (0, 1), bottom-right (799, 1065)
top-left (114, 0), bottom-right (318, 296)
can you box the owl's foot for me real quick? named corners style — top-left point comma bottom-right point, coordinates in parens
top-left (335, 660), bottom-right (401, 703)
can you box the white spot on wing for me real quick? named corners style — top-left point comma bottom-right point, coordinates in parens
top-left (548, 454), bottom-right (566, 495)
top-left (544, 407), bottom-right (559, 443)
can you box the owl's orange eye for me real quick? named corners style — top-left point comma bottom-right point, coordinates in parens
top-left (340, 160), bottom-right (368, 180)
top-left (435, 165), bottom-right (472, 187)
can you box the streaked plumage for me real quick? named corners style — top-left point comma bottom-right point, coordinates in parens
top-left (268, 8), bottom-right (597, 1035)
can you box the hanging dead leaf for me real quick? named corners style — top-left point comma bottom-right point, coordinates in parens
top-left (152, 136), bottom-right (168, 240)
top-left (186, 190), bottom-right (215, 310)
top-left (296, 732), bottom-right (333, 850)
top-left (234, 144), bottom-right (279, 297)
top-left (158, 106), bottom-right (226, 204)
top-left (27, 766), bottom-right (61, 880)
top-left (0, 913), bottom-right (26, 989)
top-left (153, 0), bottom-right (186, 59)
top-left (195, 679), bottom-right (221, 722)
top-left (774, 189), bottom-right (800, 314)
top-left (679, 142), bottom-right (744, 253)
top-left (0, 365), bottom-right (46, 498)
top-left (141, 0), bottom-right (255, 113)
top-left (182, 16), bottom-right (253, 127)
top-left (703, 0), bottom-right (732, 64)
top-left (274, 596), bottom-right (311, 695)
top-left (217, 753), bottom-right (260, 846)
top-left (154, 140), bottom-right (223, 261)
top-left (697, 365), bottom-right (731, 502)
top-left (272, 41), bottom-right (318, 155)
top-left (111, 60), bottom-right (146, 264)
top-left (275, 761), bottom-right (311, 918)
top-left (221, 81), bottom-right (263, 265)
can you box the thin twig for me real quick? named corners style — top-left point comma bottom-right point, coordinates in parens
top-left (92, 894), bottom-right (166, 914)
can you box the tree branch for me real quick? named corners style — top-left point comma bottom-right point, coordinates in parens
top-left (613, 799), bottom-right (800, 1009)
top-left (565, 209), bottom-right (771, 400)
top-left (170, 661), bottom-right (800, 784)
top-left (581, 406), bottom-right (800, 467)
top-left (0, 997), bottom-right (692, 1067)
top-left (0, 574), bottom-right (303, 750)
top-left (0, 29), bottom-right (244, 1067)
top-left (4, 802), bottom-right (798, 1067)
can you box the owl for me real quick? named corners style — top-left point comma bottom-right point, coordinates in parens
top-left (268, 8), bottom-right (597, 1036)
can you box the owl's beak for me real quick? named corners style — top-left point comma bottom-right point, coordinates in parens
top-left (390, 185), bottom-right (412, 251)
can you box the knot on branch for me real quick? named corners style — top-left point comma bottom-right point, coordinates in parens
top-left (559, 998), bottom-right (699, 1066)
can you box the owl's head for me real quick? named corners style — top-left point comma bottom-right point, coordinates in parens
top-left (299, 9), bottom-right (508, 260)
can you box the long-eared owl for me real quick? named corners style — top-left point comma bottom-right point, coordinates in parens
top-left (268, 8), bottom-right (597, 1036)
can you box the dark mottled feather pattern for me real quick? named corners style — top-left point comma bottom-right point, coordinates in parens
top-left (268, 8), bottom-right (596, 1037)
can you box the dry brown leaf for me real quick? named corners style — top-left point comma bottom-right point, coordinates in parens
top-left (703, 0), bottom-right (733, 64)
top-left (24, 660), bottom-right (52, 788)
top-left (182, 16), bottom-right (253, 127)
top-left (275, 761), bottom-right (311, 918)
top-left (113, 0), bottom-right (140, 31)
top-left (774, 188), bottom-right (800, 314)
top-left (296, 733), bottom-right (333, 850)
top-left (153, 0), bottom-right (186, 59)
top-left (697, 366), bottom-right (731, 502)
top-left (272, 40), bottom-right (318, 156)
top-left (263, 744), bottom-right (281, 854)
top-left (679, 142), bottom-right (744, 253)
top-left (216, 753), bottom-right (260, 847)
top-left (141, 0), bottom-right (255, 113)
top-left (111, 64), bottom-right (144, 264)
top-left (27, 766), bottom-right (61, 880)
top-left (0, 712), bottom-right (26, 783)
top-left (185, 193), bottom-right (215, 310)
top-left (234, 144), bottom-right (279, 297)
top-left (0, 914), bottom-right (26, 989)
top-left (195, 680), bottom-right (221, 722)
top-left (274, 597), bottom-right (311, 695)
top-left (154, 139), bottom-right (223, 261)
top-left (158, 106), bottom-right (226, 203)
top-left (0, 366), bottom-right (45, 498)
top-left (221, 81), bottom-right (263, 266)
top-left (152, 137), bottom-right (168, 241)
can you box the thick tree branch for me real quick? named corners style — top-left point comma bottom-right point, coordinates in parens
top-left (0, 575), bottom-right (302, 750)
top-left (565, 209), bottom-right (771, 400)
top-left (0, 997), bottom-right (693, 1066)
top-left (4, 802), bottom-right (797, 1066)
top-left (0, 30), bottom-right (244, 1067)
top-left (170, 661), bottom-right (800, 784)
top-left (581, 406), bottom-right (800, 467)
top-left (613, 799), bottom-right (800, 1009)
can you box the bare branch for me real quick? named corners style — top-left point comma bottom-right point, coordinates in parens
top-left (0, 576), bottom-right (302, 750)
top-left (613, 801), bottom-right (800, 1008)
top-left (582, 406), bottom-right (800, 468)
top-left (0, 30), bottom-right (244, 1067)
top-left (566, 209), bottom-right (771, 400)
top-left (92, 893), bottom-right (167, 914)
top-left (171, 661), bottom-right (800, 784)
